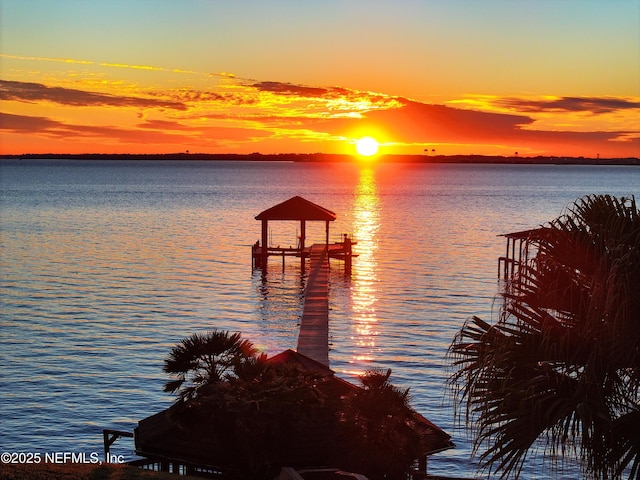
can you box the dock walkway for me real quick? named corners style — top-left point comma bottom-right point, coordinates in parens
top-left (296, 244), bottom-right (330, 367)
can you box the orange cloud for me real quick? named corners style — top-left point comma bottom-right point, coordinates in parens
top-left (1, 110), bottom-right (272, 150)
top-left (0, 54), bottom-right (233, 79)
top-left (1, 112), bottom-right (187, 144)
top-left (0, 53), bottom-right (95, 65)
top-left (1, 80), bottom-right (186, 110)
top-left (277, 98), bottom-right (640, 156)
top-left (495, 96), bottom-right (640, 114)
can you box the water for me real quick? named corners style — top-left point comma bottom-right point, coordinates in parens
top-left (1, 159), bottom-right (638, 478)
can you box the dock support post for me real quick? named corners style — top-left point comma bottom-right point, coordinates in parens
top-left (344, 234), bottom-right (352, 274)
top-left (261, 219), bottom-right (268, 269)
top-left (418, 455), bottom-right (427, 474)
top-left (103, 429), bottom-right (133, 462)
top-left (300, 220), bottom-right (306, 271)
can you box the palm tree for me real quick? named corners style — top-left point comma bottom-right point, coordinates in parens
top-left (161, 331), bottom-right (442, 478)
top-left (162, 330), bottom-right (331, 479)
top-left (449, 195), bottom-right (640, 479)
top-left (163, 330), bottom-right (259, 402)
top-left (339, 369), bottom-right (426, 480)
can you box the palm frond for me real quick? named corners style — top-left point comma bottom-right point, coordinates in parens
top-left (163, 329), bottom-right (258, 403)
top-left (449, 195), bottom-right (640, 479)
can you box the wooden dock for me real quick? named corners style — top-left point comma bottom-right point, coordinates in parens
top-left (251, 240), bottom-right (355, 271)
top-left (296, 244), bottom-right (330, 367)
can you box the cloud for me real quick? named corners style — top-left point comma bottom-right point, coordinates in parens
top-left (1, 54), bottom-right (234, 78)
top-left (252, 81), bottom-right (332, 97)
top-left (152, 88), bottom-right (258, 105)
top-left (0, 80), bottom-right (187, 110)
top-left (136, 119), bottom-right (269, 140)
top-left (374, 100), bottom-right (639, 152)
top-left (275, 98), bottom-right (639, 155)
top-left (250, 81), bottom-right (398, 107)
top-left (0, 111), bottom-right (191, 144)
top-left (181, 86), bottom-right (639, 154)
top-left (0, 112), bottom-right (62, 132)
top-left (383, 100), bottom-right (532, 140)
top-left (296, 99), bottom-right (532, 141)
top-left (0, 53), bottom-right (95, 65)
top-left (137, 119), bottom-right (194, 131)
top-left (1, 111), bottom-right (272, 148)
top-left (496, 96), bottom-right (640, 114)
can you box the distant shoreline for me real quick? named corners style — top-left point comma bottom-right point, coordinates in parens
top-left (1, 152), bottom-right (639, 165)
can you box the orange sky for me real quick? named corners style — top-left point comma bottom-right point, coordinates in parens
top-left (1, 1), bottom-right (639, 158)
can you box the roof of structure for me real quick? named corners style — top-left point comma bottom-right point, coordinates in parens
top-left (500, 227), bottom-right (552, 240)
top-left (255, 196), bottom-right (337, 221)
top-left (267, 348), bottom-right (334, 374)
top-left (268, 350), bottom-right (454, 454)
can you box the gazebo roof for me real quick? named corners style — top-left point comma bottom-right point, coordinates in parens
top-left (255, 196), bottom-right (337, 221)
top-left (267, 348), bottom-right (335, 375)
top-left (499, 227), bottom-right (552, 240)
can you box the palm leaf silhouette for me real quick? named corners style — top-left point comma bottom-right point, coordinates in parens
top-left (450, 195), bottom-right (640, 479)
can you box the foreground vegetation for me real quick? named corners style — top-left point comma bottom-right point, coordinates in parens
top-left (160, 330), bottom-right (437, 480)
top-left (450, 195), bottom-right (640, 479)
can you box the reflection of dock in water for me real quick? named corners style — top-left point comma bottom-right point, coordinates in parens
top-left (252, 239), bottom-right (355, 368)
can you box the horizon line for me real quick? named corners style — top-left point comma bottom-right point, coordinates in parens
top-left (2, 152), bottom-right (639, 165)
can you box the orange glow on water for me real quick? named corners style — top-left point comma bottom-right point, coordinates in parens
top-left (349, 167), bottom-right (381, 368)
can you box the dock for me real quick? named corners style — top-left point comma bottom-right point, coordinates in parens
top-left (252, 197), bottom-right (357, 367)
top-left (296, 244), bottom-right (330, 366)
top-left (252, 241), bottom-right (355, 270)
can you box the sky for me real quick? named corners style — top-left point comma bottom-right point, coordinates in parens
top-left (1, 0), bottom-right (639, 158)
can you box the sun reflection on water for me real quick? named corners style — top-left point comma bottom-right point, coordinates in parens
top-left (348, 167), bottom-right (381, 373)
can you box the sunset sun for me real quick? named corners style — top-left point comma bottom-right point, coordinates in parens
top-left (355, 136), bottom-right (379, 157)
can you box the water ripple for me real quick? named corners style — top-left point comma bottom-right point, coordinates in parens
top-left (2, 160), bottom-right (637, 476)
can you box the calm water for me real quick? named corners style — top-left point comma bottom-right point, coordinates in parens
top-left (1, 160), bottom-right (638, 478)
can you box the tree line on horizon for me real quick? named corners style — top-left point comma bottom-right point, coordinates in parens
top-left (3, 152), bottom-right (639, 164)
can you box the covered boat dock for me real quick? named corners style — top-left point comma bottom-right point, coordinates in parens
top-left (252, 196), bottom-right (354, 271)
